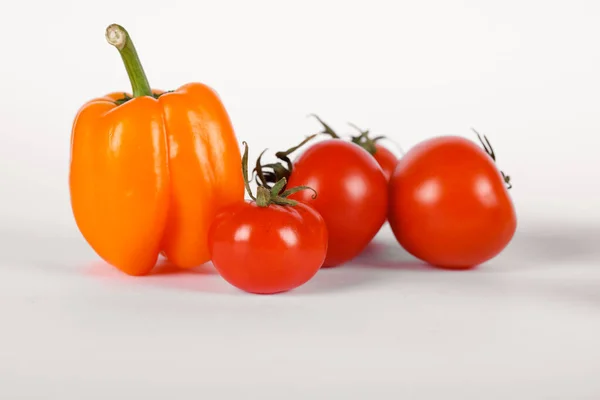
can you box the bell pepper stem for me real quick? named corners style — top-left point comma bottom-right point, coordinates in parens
top-left (105, 24), bottom-right (153, 98)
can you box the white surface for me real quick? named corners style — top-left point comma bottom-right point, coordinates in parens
top-left (1, 0), bottom-right (600, 398)
top-left (2, 222), bottom-right (600, 399)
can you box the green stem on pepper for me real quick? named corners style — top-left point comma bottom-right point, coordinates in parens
top-left (105, 24), bottom-right (153, 98)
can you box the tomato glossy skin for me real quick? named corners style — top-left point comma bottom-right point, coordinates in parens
top-left (373, 144), bottom-right (398, 180)
top-left (287, 140), bottom-right (388, 267)
top-left (208, 202), bottom-right (327, 294)
top-left (388, 136), bottom-right (517, 269)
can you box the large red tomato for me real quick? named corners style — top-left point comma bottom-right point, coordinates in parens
top-left (388, 135), bottom-right (516, 269)
top-left (287, 140), bottom-right (388, 267)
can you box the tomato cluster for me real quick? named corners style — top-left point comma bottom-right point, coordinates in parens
top-left (208, 117), bottom-right (517, 294)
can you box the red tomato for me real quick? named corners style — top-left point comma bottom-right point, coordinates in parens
top-left (287, 140), bottom-right (388, 267)
top-left (372, 144), bottom-right (398, 180)
top-left (388, 136), bottom-right (516, 269)
top-left (209, 202), bottom-right (327, 294)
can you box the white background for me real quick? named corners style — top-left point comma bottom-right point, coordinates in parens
top-left (1, 0), bottom-right (600, 399)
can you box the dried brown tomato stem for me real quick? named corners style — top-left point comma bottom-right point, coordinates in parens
top-left (310, 114), bottom-right (340, 138)
top-left (241, 142), bottom-right (256, 201)
top-left (472, 128), bottom-right (512, 190)
top-left (348, 122), bottom-right (377, 155)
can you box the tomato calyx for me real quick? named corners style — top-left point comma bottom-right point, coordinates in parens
top-left (242, 142), bottom-right (316, 207)
top-left (250, 114), bottom-right (337, 188)
top-left (311, 113), bottom-right (383, 155)
top-left (309, 114), bottom-right (340, 139)
top-left (311, 114), bottom-right (404, 157)
top-left (472, 129), bottom-right (512, 190)
top-left (347, 122), bottom-right (386, 156)
top-left (252, 134), bottom-right (318, 189)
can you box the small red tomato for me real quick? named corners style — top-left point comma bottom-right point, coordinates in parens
top-left (388, 134), bottom-right (516, 269)
top-left (372, 144), bottom-right (397, 180)
top-left (287, 140), bottom-right (388, 267)
top-left (209, 202), bottom-right (327, 294)
top-left (208, 143), bottom-right (328, 294)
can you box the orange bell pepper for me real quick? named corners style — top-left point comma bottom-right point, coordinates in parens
top-left (69, 24), bottom-right (245, 276)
